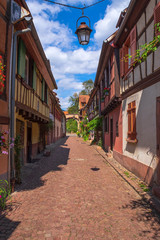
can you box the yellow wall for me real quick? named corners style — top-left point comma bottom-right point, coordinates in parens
top-left (32, 122), bottom-right (39, 144)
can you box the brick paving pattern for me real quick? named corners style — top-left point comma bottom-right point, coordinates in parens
top-left (1, 136), bottom-right (160, 240)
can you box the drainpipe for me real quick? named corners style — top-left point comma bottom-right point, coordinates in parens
top-left (10, 27), bottom-right (31, 190)
top-left (8, 0), bottom-right (14, 188)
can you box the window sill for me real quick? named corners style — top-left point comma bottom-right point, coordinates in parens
top-left (126, 138), bottom-right (138, 143)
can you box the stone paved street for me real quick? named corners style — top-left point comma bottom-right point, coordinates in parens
top-left (1, 136), bottom-right (160, 240)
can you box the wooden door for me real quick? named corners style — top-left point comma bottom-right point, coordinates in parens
top-left (156, 97), bottom-right (160, 184)
top-left (27, 126), bottom-right (32, 163)
top-left (110, 118), bottom-right (113, 151)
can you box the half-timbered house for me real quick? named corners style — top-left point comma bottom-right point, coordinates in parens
top-left (0, 0), bottom-right (12, 180)
top-left (114, 0), bottom-right (160, 197)
top-left (79, 95), bottom-right (90, 121)
top-left (94, 31), bottom-right (122, 157)
top-left (14, 0), bottom-right (58, 164)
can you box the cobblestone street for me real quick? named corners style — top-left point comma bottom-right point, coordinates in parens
top-left (1, 136), bottom-right (160, 240)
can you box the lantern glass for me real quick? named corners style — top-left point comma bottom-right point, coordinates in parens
top-left (75, 21), bottom-right (92, 45)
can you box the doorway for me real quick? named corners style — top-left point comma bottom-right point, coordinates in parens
top-left (27, 126), bottom-right (32, 163)
top-left (156, 98), bottom-right (160, 185)
top-left (110, 118), bottom-right (113, 151)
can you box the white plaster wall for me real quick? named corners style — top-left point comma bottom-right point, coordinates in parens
top-left (137, 13), bottom-right (145, 36)
top-left (147, 53), bottom-right (153, 76)
top-left (146, 0), bottom-right (156, 24)
top-left (154, 46), bottom-right (160, 71)
top-left (122, 82), bottom-right (160, 169)
top-left (134, 65), bottom-right (141, 84)
top-left (146, 21), bottom-right (154, 44)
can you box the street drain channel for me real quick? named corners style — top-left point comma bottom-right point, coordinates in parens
top-left (74, 158), bottom-right (85, 161)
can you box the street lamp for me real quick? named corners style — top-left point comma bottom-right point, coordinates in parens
top-left (75, 15), bottom-right (92, 45)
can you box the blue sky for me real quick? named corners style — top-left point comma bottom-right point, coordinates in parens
top-left (26, 0), bottom-right (130, 110)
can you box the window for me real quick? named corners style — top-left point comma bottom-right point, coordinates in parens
top-left (116, 121), bottom-right (119, 137)
top-left (44, 82), bottom-right (48, 104)
top-left (127, 101), bottom-right (137, 141)
top-left (154, 2), bottom-right (160, 36)
top-left (24, 55), bottom-right (29, 84)
top-left (105, 115), bottom-right (109, 133)
top-left (120, 25), bottom-right (137, 77)
top-left (29, 58), bottom-right (34, 88)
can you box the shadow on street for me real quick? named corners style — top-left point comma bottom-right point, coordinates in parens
top-left (15, 137), bottom-right (70, 192)
top-left (0, 210), bottom-right (20, 239)
top-left (121, 198), bottom-right (160, 239)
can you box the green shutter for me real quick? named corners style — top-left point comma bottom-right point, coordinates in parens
top-left (18, 39), bottom-right (26, 78)
top-left (33, 62), bottom-right (36, 90)
top-left (42, 78), bottom-right (44, 101)
top-left (47, 87), bottom-right (48, 104)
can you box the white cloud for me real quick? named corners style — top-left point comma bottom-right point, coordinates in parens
top-left (45, 46), bottom-right (100, 79)
top-left (26, 0), bottom-right (130, 110)
top-left (94, 0), bottom-right (130, 45)
top-left (27, 0), bottom-right (75, 48)
top-left (58, 96), bottom-right (70, 110)
top-left (57, 77), bottom-right (83, 91)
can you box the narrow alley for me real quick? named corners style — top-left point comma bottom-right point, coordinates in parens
top-left (1, 136), bottom-right (160, 240)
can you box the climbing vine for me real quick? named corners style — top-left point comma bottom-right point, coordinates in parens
top-left (124, 24), bottom-right (160, 66)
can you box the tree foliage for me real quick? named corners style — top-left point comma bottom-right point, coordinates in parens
top-left (66, 119), bottom-right (78, 133)
top-left (67, 79), bottom-right (94, 114)
top-left (68, 93), bottom-right (79, 114)
top-left (79, 79), bottom-right (94, 95)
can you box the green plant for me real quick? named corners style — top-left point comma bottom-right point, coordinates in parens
top-left (124, 171), bottom-right (130, 178)
top-left (0, 180), bottom-right (11, 210)
top-left (139, 182), bottom-right (150, 192)
top-left (45, 119), bottom-right (53, 133)
top-left (76, 131), bottom-right (81, 137)
top-left (14, 135), bottom-right (21, 184)
top-left (87, 117), bottom-right (102, 132)
top-left (98, 139), bottom-right (102, 147)
top-left (66, 119), bottom-right (78, 133)
top-left (0, 130), bottom-right (14, 155)
top-left (124, 23), bottom-right (160, 67)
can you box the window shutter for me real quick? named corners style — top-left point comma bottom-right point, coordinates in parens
top-left (18, 39), bottom-right (26, 78)
top-left (120, 48), bottom-right (124, 77)
top-left (32, 62), bottom-right (36, 90)
top-left (42, 79), bottom-right (44, 101)
top-left (154, 2), bottom-right (160, 36)
top-left (29, 58), bottom-right (33, 87)
top-left (130, 26), bottom-right (137, 64)
top-left (124, 45), bottom-right (128, 74)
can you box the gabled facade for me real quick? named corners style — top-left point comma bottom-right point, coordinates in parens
top-left (0, 0), bottom-right (12, 180)
top-left (94, 32), bottom-right (122, 157)
top-left (79, 95), bottom-right (90, 121)
top-left (87, 87), bottom-right (99, 122)
top-left (14, 0), bottom-right (57, 164)
top-left (114, 0), bottom-right (160, 197)
top-left (0, 0), bottom-right (66, 185)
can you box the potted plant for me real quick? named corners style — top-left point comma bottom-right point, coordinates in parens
top-left (103, 87), bottom-right (110, 96)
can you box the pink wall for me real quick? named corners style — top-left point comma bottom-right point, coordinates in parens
top-left (104, 104), bottom-right (122, 154)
